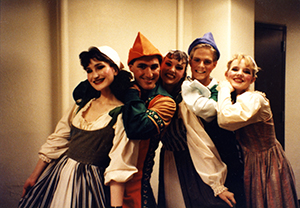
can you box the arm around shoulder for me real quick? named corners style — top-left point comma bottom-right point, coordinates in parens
top-left (182, 80), bottom-right (217, 122)
top-left (123, 92), bottom-right (176, 140)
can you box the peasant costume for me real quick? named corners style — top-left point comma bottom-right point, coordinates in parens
top-left (19, 99), bottom-right (138, 208)
top-left (217, 84), bottom-right (299, 208)
top-left (104, 31), bottom-right (176, 208)
top-left (181, 78), bottom-right (246, 207)
top-left (158, 91), bottom-right (231, 208)
top-left (105, 83), bottom-right (176, 208)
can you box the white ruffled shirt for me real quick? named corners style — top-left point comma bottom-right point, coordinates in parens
top-left (179, 101), bottom-right (228, 196)
top-left (182, 78), bottom-right (218, 122)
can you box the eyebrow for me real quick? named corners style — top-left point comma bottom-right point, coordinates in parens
top-left (137, 63), bottom-right (147, 67)
top-left (137, 63), bottom-right (159, 67)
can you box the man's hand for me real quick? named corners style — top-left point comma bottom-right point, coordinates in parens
top-left (130, 84), bottom-right (141, 97)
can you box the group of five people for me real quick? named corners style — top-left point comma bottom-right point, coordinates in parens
top-left (19, 32), bottom-right (298, 208)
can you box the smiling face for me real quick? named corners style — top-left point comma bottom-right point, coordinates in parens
top-left (189, 47), bottom-right (217, 86)
top-left (129, 56), bottom-right (160, 91)
top-left (86, 59), bottom-right (117, 93)
top-left (225, 59), bottom-right (256, 95)
top-left (160, 56), bottom-right (187, 89)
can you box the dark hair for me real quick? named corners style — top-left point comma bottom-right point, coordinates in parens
top-left (109, 70), bottom-right (133, 101)
top-left (75, 47), bottom-right (132, 104)
top-left (79, 47), bottom-right (119, 72)
top-left (163, 50), bottom-right (188, 97)
top-left (165, 50), bottom-right (188, 70)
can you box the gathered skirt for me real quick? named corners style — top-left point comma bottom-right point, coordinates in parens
top-left (243, 141), bottom-right (299, 208)
top-left (18, 155), bottom-right (110, 208)
top-left (158, 148), bottom-right (231, 208)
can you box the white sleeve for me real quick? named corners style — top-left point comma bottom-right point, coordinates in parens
top-left (38, 104), bottom-right (78, 162)
top-left (179, 101), bottom-right (228, 196)
top-left (104, 114), bottom-right (140, 185)
top-left (217, 86), bottom-right (272, 131)
top-left (182, 80), bottom-right (217, 122)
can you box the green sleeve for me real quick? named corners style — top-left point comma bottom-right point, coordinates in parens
top-left (122, 89), bottom-right (158, 140)
top-left (210, 84), bottom-right (218, 102)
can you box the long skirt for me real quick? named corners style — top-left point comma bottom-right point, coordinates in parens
top-left (158, 148), bottom-right (231, 208)
top-left (18, 155), bottom-right (110, 208)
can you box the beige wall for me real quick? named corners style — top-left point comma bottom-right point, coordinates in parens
top-left (0, 0), bottom-right (299, 207)
top-left (0, 1), bottom-right (58, 207)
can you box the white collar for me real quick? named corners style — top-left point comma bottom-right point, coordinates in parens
top-left (207, 77), bottom-right (218, 89)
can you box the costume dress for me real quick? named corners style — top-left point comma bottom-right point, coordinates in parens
top-left (217, 86), bottom-right (299, 208)
top-left (158, 92), bottom-right (231, 208)
top-left (182, 78), bottom-right (246, 207)
top-left (105, 82), bottom-right (176, 208)
top-left (19, 99), bottom-right (138, 208)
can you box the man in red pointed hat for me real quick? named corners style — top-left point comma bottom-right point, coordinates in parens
top-left (105, 32), bottom-right (176, 208)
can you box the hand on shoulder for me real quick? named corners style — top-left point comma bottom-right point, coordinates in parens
top-left (217, 80), bottom-right (234, 92)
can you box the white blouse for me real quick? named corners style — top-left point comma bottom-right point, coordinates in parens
top-left (217, 82), bottom-right (272, 131)
top-left (38, 99), bottom-right (139, 183)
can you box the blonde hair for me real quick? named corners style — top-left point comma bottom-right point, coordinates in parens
top-left (227, 54), bottom-right (260, 77)
top-left (189, 44), bottom-right (218, 62)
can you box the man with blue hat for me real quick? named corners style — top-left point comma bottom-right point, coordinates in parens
top-left (182, 32), bottom-right (247, 208)
top-left (182, 32), bottom-right (220, 121)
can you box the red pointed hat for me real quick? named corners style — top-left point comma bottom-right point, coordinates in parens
top-left (128, 32), bottom-right (163, 65)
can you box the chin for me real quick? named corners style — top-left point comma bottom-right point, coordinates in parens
top-left (194, 75), bottom-right (206, 80)
top-left (143, 85), bottom-right (155, 91)
top-left (164, 80), bottom-right (174, 85)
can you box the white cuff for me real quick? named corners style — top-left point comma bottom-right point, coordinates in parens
top-left (212, 184), bottom-right (228, 197)
top-left (39, 154), bottom-right (52, 163)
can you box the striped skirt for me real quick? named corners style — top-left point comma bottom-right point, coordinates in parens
top-left (18, 155), bottom-right (110, 208)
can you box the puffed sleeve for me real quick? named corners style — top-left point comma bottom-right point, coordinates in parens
top-left (179, 101), bottom-right (228, 196)
top-left (38, 104), bottom-right (78, 163)
top-left (182, 80), bottom-right (217, 123)
top-left (104, 114), bottom-right (140, 185)
top-left (123, 88), bottom-right (176, 140)
top-left (217, 84), bottom-right (272, 131)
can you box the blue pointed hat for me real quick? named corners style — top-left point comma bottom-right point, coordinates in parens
top-left (187, 32), bottom-right (220, 60)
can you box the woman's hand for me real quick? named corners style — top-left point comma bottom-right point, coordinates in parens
top-left (21, 158), bottom-right (49, 198)
top-left (21, 176), bottom-right (38, 197)
top-left (218, 190), bottom-right (236, 207)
